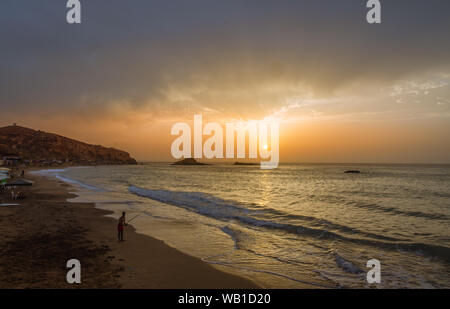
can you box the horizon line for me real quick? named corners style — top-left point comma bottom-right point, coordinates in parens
top-left (136, 160), bottom-right (450, 166)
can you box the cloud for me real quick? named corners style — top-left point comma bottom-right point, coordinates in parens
top-left (0, 0), bottom-right (450, 123)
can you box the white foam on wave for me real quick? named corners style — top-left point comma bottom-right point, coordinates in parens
top-left (221, 226), bottom-right (240, 250)
top-left (128, 186), bottom-right (248, 218)
top-left (55, 175), bottom-right (104, 191)
top-left (332, 251), bottom-right (364, 274)
top-left (30, 168), bottom-right (104, 191)
top-left (30, 168), bottom-right (67, 174)
top-left (127, 186), bottom-right (347, 240)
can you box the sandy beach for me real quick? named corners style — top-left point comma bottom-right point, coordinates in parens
top-left (0, 171), bottom-right (259, 289)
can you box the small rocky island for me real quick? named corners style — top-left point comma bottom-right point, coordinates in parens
top-left (233, 162), bottom-right (259, 166)
top-left (344, 170), bottom-right (361, 174)
top-left (172, 158), bottom-right (209, 165)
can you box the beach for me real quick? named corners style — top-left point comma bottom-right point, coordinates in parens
top-left (0, 171), bottom-right (259, 289)
top-left (44, 164), bottom-right (450, 289)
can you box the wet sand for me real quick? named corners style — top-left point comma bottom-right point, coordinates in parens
top-left (0, 172), bottom-right (259, 289)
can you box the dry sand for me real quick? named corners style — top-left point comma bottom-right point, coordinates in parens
top-left (0, 172), bottom-right (259, 289)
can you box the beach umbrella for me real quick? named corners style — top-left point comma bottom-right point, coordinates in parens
top-left (4, 179), bottom-right (33, 187)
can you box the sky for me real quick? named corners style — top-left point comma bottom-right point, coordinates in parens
top-left (0, 0), bottom-right (449, 163)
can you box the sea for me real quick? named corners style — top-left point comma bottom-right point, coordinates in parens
top-left (34, 163), bottom-right (450, 288)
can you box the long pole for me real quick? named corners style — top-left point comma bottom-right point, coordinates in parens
top-left (127, 213), bottom-right (142, 224)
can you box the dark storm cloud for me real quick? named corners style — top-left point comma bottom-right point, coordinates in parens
top-left (1, 0), bottom-right (450, 115)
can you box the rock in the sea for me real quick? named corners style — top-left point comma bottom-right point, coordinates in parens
top-left (0, 125), bottom-right (137, 166)
top-left (172, 158), bottom-right (208, 165)
top-left (233, 162), bottom-right (259, 166)
top-left (344, 170), bottom-right (361, 174)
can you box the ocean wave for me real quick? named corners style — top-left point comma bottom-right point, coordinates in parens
top-left (258, 209), bottom-right (403, 242)
top-left (332, 252), bottom-right (364, 274)
top-left (223, 225), bottom-right (318, 269)
top-left (344, 201), bottom-right (449, 221)
top-left (128, 186), bottom-right (450, 263)
top-left (221, 226), bottom-right (241, 250)
top-left (55, 175), bottom-right (104, 191)
top-left (319, 194), bottom-right (449, 221)
top-left (128, 186), bottom-right (252, 217)
top-left (128, 186), bottom-right (400, 241)
top-left (31, 168), bottom-right (104, 191)
top-left (30, 168), bottom-right (67, 175)
top-left (236, 215), bottom-right (450, 263)
top-left (203, 255), bottom-right (338, 288)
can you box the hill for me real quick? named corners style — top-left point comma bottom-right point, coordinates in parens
top-left (0, 125), bottom-right (137, 166)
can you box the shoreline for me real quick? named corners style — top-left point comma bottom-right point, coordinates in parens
top-left (0, 170), bottom-right (259, 289)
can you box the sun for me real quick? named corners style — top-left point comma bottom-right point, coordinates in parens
top-left (263, 144), bottom-right (268, 150)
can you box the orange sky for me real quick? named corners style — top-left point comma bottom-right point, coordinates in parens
top-left (5, 108), bottom-right (449, 164)
top-left (1, 1), bottom-right (450, 163)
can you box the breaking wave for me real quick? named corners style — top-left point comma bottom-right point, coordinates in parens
top-left (128, 186), bottom-right (450, 263)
